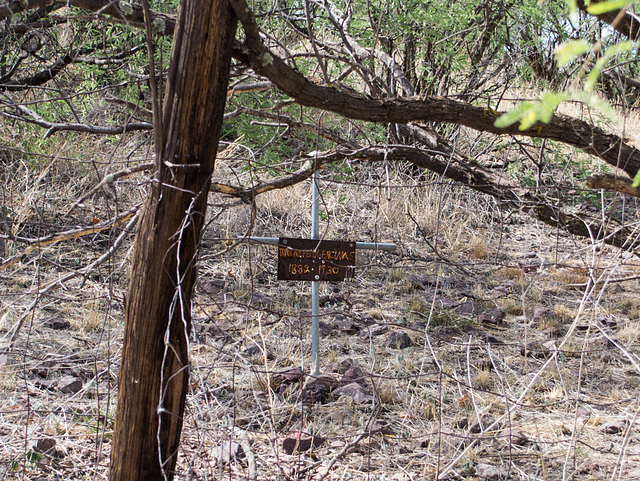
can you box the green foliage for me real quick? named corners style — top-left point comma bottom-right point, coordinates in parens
top-left (586, 0), bottom-right (634, 14)
top-left (495, 30), bottom-right (629, 131)
top-left (495, 92), bottom-right (568, 130)
top-left (25, 449), bottom-right (43, 464)
top-left (555, 40), bottom-right (590, 67)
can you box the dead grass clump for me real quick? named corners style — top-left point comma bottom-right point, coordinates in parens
top-left (554, 303), bottom-right (577, 323)
top-left (473, 370), bottom-right (493, 390)
top-left (617, 321), bottom-right (640, 344)
top-left (386, 268), bottom-right (406, 283)
top-left (619, 298), bottom-right (640, 319)
top-left (551, 267), bottom-right (589, 286)
top-left (465, 237), bottom-right (490, 260)
top-left (495, 266), bottom-right (523, 280)
top-left (408, 297), bottom-right (430, 315)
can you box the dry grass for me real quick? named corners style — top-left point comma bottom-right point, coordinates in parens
top-left (1, 125), bottom-right (640, 481)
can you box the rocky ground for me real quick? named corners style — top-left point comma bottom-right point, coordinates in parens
top-left (1, 163), bottom-right (640, 480)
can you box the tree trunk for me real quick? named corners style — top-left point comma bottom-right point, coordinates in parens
top-left (108, 0), bottom-right (236, 479)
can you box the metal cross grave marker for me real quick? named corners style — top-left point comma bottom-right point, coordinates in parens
top-left (242, 172), bottom-right (396, 375)
top-left (277, 238), bottom-right (356, 281)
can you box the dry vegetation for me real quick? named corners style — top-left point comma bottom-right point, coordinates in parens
top-left (1, 124), bottom-right (640, 481)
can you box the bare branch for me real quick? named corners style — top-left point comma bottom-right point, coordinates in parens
top-left (1, 97), bottom-right (152, 136)
top-left (6, 209), bottom-right (140, 346)
top-left (68, 162), bottom-right (155, 214)
top-left (0, 0), bottom-right (176, 35)
top-left (236, 106), bottom-right (361, 148)
top-left (213, 145), bottom-right (640, 252)
top-left (0, 207), bottom-right (139, 272)
top-left (577, 0), bottom-right (640, 41)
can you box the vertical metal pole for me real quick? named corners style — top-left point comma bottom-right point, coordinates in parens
top-left (311, 170), bottom-right (320, 376)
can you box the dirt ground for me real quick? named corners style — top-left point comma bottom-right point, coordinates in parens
top-left (1, 154), bottom-right (640, 481)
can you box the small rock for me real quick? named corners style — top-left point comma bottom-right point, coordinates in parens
top-left (454, 301), bottom-right (482, 315)
top-left (507, 429), bottom-right (529, 446)
top-left (574, 459), bottom-right (597, 475)
top-left (412, 438), bottom-right (429, 449)
top-left (475, 462), bottom-right (509, 480)
top-left (218, 292), bottom-right (234, 304)
top-left (320, 295), bottom-right (343, 307)
top-left (334, 382), bottom-right (373, 403)
top-left (520, 341), bottom-right (554, 359)
top-left (34, 378), bottom-right (57, 391)
top-left (302, 375), bottom-right (339, 404)
top-left (206, 324), bottom-right (233, 342)
top-left (199, 279), bottom-right (225, 295)
top-left (213, 441), bottom-right (242, 465)
top-left (35, 437), bottom-right (56, 454)
top-left (334, 319), bottom-right (359, 334)
top-left (58, 375), bottom-right (83, 394)
top-left (478, 309), bottom-right (505, 325)
top-left (34, 437), bottom-right (64, 459)
top-left (456, 417), bottom-right (469, 429)
top-left (411, 274), bottom-right (439, 288)
top-left (625, 468), bottom-right (640, 478)
top-left (242, 342), bottom-right (273, 359)
top-left (492, 281), bottom-right (515, 293)
top-left (359, 323), bottom-right (388, 337)
top-left (542, 326), bottom-right (561, 338)
top-left (324, 358), bottom-right (353, 374)
top-left (531, 305), bottom-right (555, 324)
top-left (319, 321), bottom-right (333, 336)
top-left (469, 414), bottom-right (496, 434)
top-left (385, 331), bottom-right (413, 349)
top-left (369, 419), bottom-right (394, 435)
top-left (600, 418), bottom-right (628, 434)
top-left (42, 315), bottom-right (70, 330)
top-left (341, 365), bottom-right (366, 386)
top-left (247, 292), bottom-right (271, 309)
top-left (282, 435), bottom-right (325, 455)
top-left (410, 321), bottom-right (427, 331)
top-left (484, 335), bottom-right (504, 346)
top-left (271, 367), bottom-right (305, 388)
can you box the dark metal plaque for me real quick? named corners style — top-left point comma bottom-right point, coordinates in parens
top-left (277, 238), bottom-right (356, 281)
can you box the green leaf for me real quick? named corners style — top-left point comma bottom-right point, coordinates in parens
top-left (519, 108), bottom-right (539, 130)
top-left (494, 103), bottom-right (533, 129)
top-left (566, 0), bottom-right (581, 18)
top-left (586, 0), bottom-right (631, 15)
top-left (555, 40), bottom-right (590, 67)
top-left (633, 170), bottom-right (640, 188)
top-left (495, 93), bottom-right (566, 131)
top-left (539, 92), bottom-right (565, 123)
top-left (585, 41), bottom-right (634, 91)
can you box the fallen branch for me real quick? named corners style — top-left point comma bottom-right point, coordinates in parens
top-left (210, 156), bottom-right (333, 203)
top-left (586, 173), bottom-right (640, 198)
top-left (68, 162), bottom-right (155, 214)
top-left (5, 210), bottom-right (140, 347)
top-left (0, 207), bottom-right (139, 271)
top-left (212, 146), bottom-right (640, 252)
top-left (0, 99), bottom-right (153, 137)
